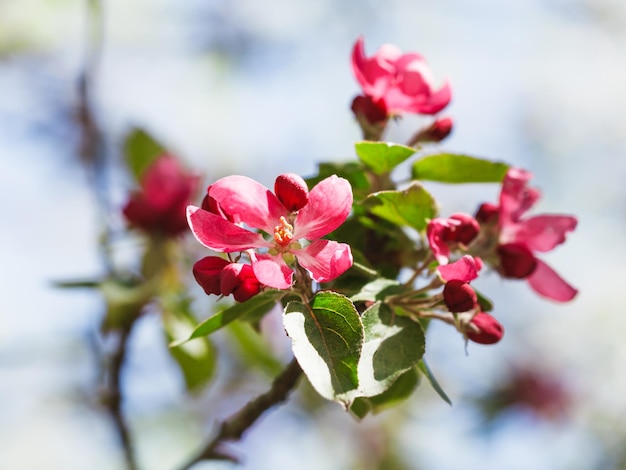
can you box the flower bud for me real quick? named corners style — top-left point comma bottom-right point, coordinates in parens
top-left (193, 256), bottom-right (230, 296)
top-left (497, 243), bottom-right (537, 279)
top-left (220, 263), bottom-right (261, 303)
top-left (413, 117), bottom-right (453, 144)
top-left (446, 213), bottom-right (480, 245)
top-left (274, 173), bottom-right (309, 212)
top-left (351, 95), bottom-right (388, 125)
top-left (443, 279), bottom-right (477, 313)
top-left (475, 202), bottom-right (499, 224)
top-left (467, 312), bottom-right (504, 345)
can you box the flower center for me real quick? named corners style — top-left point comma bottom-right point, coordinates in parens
top-left (273, 216), bottom-right (294, 247)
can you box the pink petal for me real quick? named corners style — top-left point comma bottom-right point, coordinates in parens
top-left (514, 215), bottom-right (578, 252)
top-left (187, 205), bottom-right (269, 252)
top-left (437, 255), bottom-right (480, 282)
top-left (499, 168), bottom-right (541, 225)
top-left (427, 218), bottom-right (453, 264)
top-left (526, 258), bottom-right (578, 302)
top-left (413, 80), bottom-right (452, 115)
top-left (208, 175), bottom-right (287, 232)
top-left (249, 252), bottom-right (294, 290)
top-left (351, 37), bottom-right (396, 98)
top-left (294, 175), bottom-right (352, 240)
top-left (294, 240), bottom-right (353, 283)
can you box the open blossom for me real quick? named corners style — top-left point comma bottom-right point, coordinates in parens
top-left (123, 155), bottom-right (199, 237)
top-left (481, 168), bottom-right (578, 302)
top-left (187, 174), bottom-right (353, 290)
top-left (351, 37), bottom-right (451, 116)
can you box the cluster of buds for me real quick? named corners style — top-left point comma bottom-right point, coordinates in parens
top-left (192, 256), bottom-right (261, 303)
top-left (405, 166), bottom-right (577, 346)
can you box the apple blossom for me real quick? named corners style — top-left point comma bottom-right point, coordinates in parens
top-left (351, 37), bottom-right (452, 116)
top-left (187, 174), bottom-right (353, 290)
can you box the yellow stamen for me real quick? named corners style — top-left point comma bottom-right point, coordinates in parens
top-left (273, 216), bottom-right (294, 247)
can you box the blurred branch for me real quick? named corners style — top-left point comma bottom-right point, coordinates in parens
top-left (180, 358), bottom-right (303, 469)
top-left (101, 320), bottom-right (140, 470)
top-left (76, 1), bottom-right (139, 469)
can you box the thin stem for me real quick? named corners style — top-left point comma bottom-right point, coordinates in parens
top-left (102, 320), bottom-right (139, 470)
top-left (180, 358), bottom-right (303, 469)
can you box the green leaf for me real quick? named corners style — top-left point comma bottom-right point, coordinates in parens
top-left (226, 321), bottom-right (283, 376)
top-left (52, 278), bottom-right (101, 289)
top-left (418, 359), bottom-right (452, 405)
top-left (163, 298), bottom-right (217, 393)
top-left (283, 292), bottom-right (363, 407)
top-left (412, 153), bottom-right (509, 184)
top-left (350, 367), bottom-right (420, 419)
top-left (355, 141), bottom-right (416, 175)
top-left (306, 161), bottom-right (370, 199)
top-left (365, 182), bottom-right (437, 231)
top-left (171, 290), bottom-right (284, 346)
top-left (475, 288), bottom-right (494, 312)
top-left (123, 127), bottom-right (167, 181)
top-left (351, 278), bottom-right (404, 302)
top-left (356, 302), bottom-right (425, 398)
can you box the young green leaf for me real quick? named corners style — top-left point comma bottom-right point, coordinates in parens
top-left (412, 153), bottom-right (509, 183)
top-left (418, 358), bottom-right (452, 405)
top-left (283, 292), bottom-right (363, 408)
top-left (171, 290), bottom-right (284, 346)
top-left (365, 182), bottom-right (437, 231)
top-left (351, 278), bottom-right (404, 302)
top-left (163, 301), bottom-right (217, 393)
top-left (355, 141), bottom-right (416, 175)
top-left (350, 367), bottom-right (420, 419)
top-left (356, 302), bottom-right (425, 398)
top-left (123, 127), bottom-right (167, 182)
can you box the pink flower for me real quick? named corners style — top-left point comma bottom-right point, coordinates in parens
top-left (351, 37), bottom-right (452, 116)
top-left (427, 213), bottom-right (480, 264)
top-left (187, 174), bottom-right (353, 290)
top-left (123, 155), bottom-right (199, 237)
top-left (495, 168), bottom-right (578, 302)
top-left (437, 255), bottom-right (482, 283)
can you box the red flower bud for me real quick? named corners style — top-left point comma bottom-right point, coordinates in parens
top-left (414, 117), bottom-right (453, 143)
top-left (475, 202), bottom-right (499, 224)
top-left (351, 95), bottom-right (388, 125)
top-left (443, 279), bottom-right (478, 313)
top-left (274, 173), bottom-right (309, 212)
top-left (122, 155), bottom-right (199, 236)
top-left (467, 312), bottom-right (504, 345)
top-left (446, 213), bottom-right (480, 245)
top-left (497, 243), bottom-right (537, 279)
top-left (220, 263), bottom-right (261, 303)
top-left (193, 256), bottom-right (230, 296)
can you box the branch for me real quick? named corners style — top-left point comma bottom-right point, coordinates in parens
top-left (180, 358), bottom-right (303, 469)
top-left (101, 320), bottom-right (139, 470)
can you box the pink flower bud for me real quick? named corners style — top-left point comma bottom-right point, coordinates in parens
top-left (351, 95), bottom-right (388, 125)
top-left (446, 213), bottom-right (480, 245)
top-left (475, 202), bottom-right (499, 224)
top-left (467, 312), bottom-right (504, 345)
top-left (274, 173), bottom-right (309, 212)
top-left (497, 243), bottom-right (537, 279)
top-left (220, 263), bottom-right (261, 303)
top-left (443, 279), bottom-right (477, 313)
top-left (193, 256), bottom-right (230, 296)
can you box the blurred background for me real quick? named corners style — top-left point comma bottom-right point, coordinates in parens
top-left (1, 0), bottom-right (625, 469)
